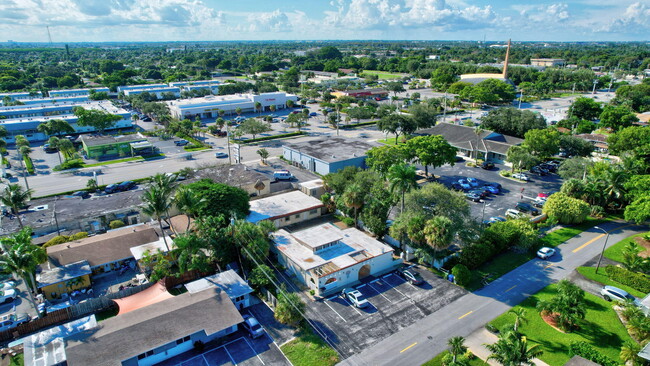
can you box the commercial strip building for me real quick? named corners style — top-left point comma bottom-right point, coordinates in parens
top-left (247, 190), bottom-right (325, 228)
top-left (49, 87), bottom-right (110, 98)
top-left (331, 88), bottom-right (388, 99)
top-left (273, 222), bottom-right (399, 296)
top-left (166, 92), bottom-right (298, 120)
top-left (530, 58), bottom-right (565, 67)
top-left (80, 133), bottom-right (153, 160)
top-left (122, 86), bottom-right (181, 99)
top-left (417, 122), bottom-right (523, 163)
top-left (283, 137), bottom-right (380, 175)
top-left (0, 91), bottom-right (43, 105)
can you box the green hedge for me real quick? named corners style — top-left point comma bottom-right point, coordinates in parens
top-left (53, 159), bottom-right (84, 171)
top-left (604, 265), bottom-right (650, 293)
top-left (237, 131), bottom-right (306, 144)
top-left (340, 120), bottom-right (378, 129)
top-left (24, 156), bottom-right (35, 174)
top-left (568, 342), bottom-right (618, 366)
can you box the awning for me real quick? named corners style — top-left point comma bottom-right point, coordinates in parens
top-left (129, 141), bottom-right (154, 150)
top-left (113, 282), bottom-right (174, 315)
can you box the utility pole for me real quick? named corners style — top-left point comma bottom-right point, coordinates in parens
top-left (518, 90), bottom-right (524, 109)
top-left (592, 80), bottom-right (598, 95)
top-left (226, 123), bottom-right (232, 165)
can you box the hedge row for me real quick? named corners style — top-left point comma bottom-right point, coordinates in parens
top-left (236, 131), bottom-right (306, 144)
top-left (568, 342), bottom-right (618, 366)
top-left (24, 156), bottom-right (35, 174)
top-left (604, 265), bottom-right (650, 293)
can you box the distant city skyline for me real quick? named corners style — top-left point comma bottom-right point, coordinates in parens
top-left (0, 0), bottom-right (648, 43)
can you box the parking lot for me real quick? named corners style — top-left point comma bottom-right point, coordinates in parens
top-left (173, 335), bottom-right (289, 366)
top-left (428, 160), bottom-right (563, 222)
top-left (303, 266), bottom-right (466, 357)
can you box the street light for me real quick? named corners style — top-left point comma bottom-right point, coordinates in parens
top-left (593, 226), bottom-right (610, 274)
top-left (480, 201), bottom-right (491, 226)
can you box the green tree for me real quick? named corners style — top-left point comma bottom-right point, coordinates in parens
top-left (47, 136), bottom-right (63, 164)
top-left (405, 135), bottom-right (458, 176)
top-left (536, 280), bottom-right (586, 331)
top-left (377, 113), bottom-right (417, 144)
top-left (480, 108), bottom-right (546, 138)
top-left (141, 184), bottom-right (174, 250)
top-left (385, 81), bottom-right (405, 97)
top-left (139, 249), bottom-right (175, 282)
top-left (186, 179), bottom-right (250, 218)
top-left (0, 228), bottom-right (47, 316)
top-left (568, 97), bottom-right (602, 120)
top-left (558, 135), bottom-right (594, 157)
top-left (522, 129), bottom-right (560, 158)
top-left (0, 184), bottom-right (32, 228)
top-left (620, 340), bottom-right (643, 366)
top-left (256, 148), bottom-right (269, 164)
top-left (599, 105), bottom-right (638, 132)
top-left (254, 101), bottom-right (262, 116)
top-left (485, 330), bottom-right (543, 366)
top-left (508, 308), bottom-right (528, 332)
top-left (447, 336), bottom-right (467, 364)
top-left (173, 233), bottom-right (211, 274)
top-left (73, 107), bottom-right (122, 135)
top-left (275, 289), bottom-right (305, 326)
top-left (407, 103), bottom-right (438, 129)
top-left (238, 118), bottom-right (271, 140)
top-left (249, 264), bottom-right (274, 290)
top-left (543, 192), bottom-right (590, 224)
top-left (366, 145), bottom-right (409, 177)
top-left (342, 183), bottom-right (364, 228)
top-left (451, 264), bottom-right (471, 287)
top-left (388, 163), bottom-right (418, 213)
top-left (506, 145), bottom-right (540, 172)
top-left (173, 186), bottom-right (203, 232)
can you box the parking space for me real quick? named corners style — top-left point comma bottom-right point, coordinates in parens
top-left (306, 266), bottom-right (466, 356)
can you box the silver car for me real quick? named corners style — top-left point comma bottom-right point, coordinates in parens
top-left (342, 288), bottom-right (369, 308)
top-left (242, 314), bottom-right (265, 338)
top-left (600, 286), bottom-right (640, 306)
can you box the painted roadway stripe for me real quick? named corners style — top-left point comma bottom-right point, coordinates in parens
top-left (243, 336), bottom-right (266, 365)
top-left (544, 263), bottom-right (554, 269)
top-left (340, 296), bottom-right (363, 315)
top-left (327, 296), bottom-right (338, 301)
top-left (572, 234), bottom-right (605, 253)
top-left (370, 279), bottom-right (380, 284)
top-left (367, 282), bottom-right (393, 303)
top-left (504, 285), bottom-right (517, 293)
top-left (357, 284), bottom-right (367, 289)
top-left (223, 346), bottom-right (238, 365)
top-left (323, 300), bottom-right (347, 322)
top-left (458, 311), bottom-right (473, 320)
top-left (382, 274), bottom-right (393, 279)
top-left (400, 342), bottom-right (418, 353)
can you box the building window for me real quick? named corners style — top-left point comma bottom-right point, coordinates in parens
top-left (176, 336), bottom-right (191, 345)
top-left (137, 350), bottom-right (155, 360)
top-left (294, 214), bottom-right (300, 219)
top-left (309, 209), bottom-right (318, 215)
top-left (284, 216), bottom-right (290, 222)
top-left (234, 295), bottom-right (245, 303)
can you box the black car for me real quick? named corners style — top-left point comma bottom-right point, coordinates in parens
top-left (515, 202), bottom-right (540, 215)
top-left (43, 144), bottom-right (57, 153)
top-left (104, 184), bottom-right (120, 194)
top-left (117, 181), bottom-right (136, 191)
top-left (485, 182), bottom-right (502, 190)
top-left (71, 191), bottom-right (90, 199)
top-left (530, 166), bottom-right (548, 176)
top-left (174, 139), bottom-right (189, 146)
top-left (480, 161), bottom-right (495, 170)
top-left (540, 163), bottom-right (557, 172)
top-left (397, 267), bottom-right (424, 285)
top-left (450, 183), bottom-right (464, 191)
top-left (471, 188), bottom-right (490, 198)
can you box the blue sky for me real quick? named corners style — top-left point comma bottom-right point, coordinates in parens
top-left (0, 0), bottom-right (648, 42)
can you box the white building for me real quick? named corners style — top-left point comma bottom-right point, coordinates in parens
top-left (49, 87), bottom-right (110, 98)
top-left (273, 223), bottom-right (399, 296)
top-left (166, 92), bottom-right (298, 120)
top-left (116, 84), bottom-right (168, 93)
top-left (0, 91), bottom-right (43, 105)
top-left (122, 86), bottom-right (180, 99)
top-left (185, 270), bottom-right (254, 310)
top-left (247, 190), bottom-right (324, 228)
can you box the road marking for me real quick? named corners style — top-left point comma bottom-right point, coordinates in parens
top-left (357, 284), bottom-right (367, 289)
top-left (340, 296), bottom-right (363, 315)
top-left (504, 285), bottom-right (517, 293)
top-left (544, 263), bottom-right (554, 269)
top-left (400, 342), bottom-right (417, 353)
top-left (327, 296), bottom-right (338, 301)
top-left (323, 300), bottom-right (347, 322)
top-left (243, 336), bottom-right (265, 365)
top-left (223, 345), bottom-right (237, 365)
top-left (367, 282), bottom-right (393, 303)
top-left (572, 234), bottom-right (605, 253)
top-left (370, 279), bottom-right (380, 284)
top-left (382, 274), bottom-right (393, 279)
top-left (458, 311), bottom-right (473, 319)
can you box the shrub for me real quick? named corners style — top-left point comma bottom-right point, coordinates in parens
top-left (543, 192), bottom-right (590, 224)
top-left (604, 265), bottom-right (650, 293)
top-left (590, 205), bottom-right (605, 218)
top-left (109, 220), bottom-right (125, 229)
top-left (568, 342), bottom-right (618, 366)
top-left (459, 243), bottom-right (495, 269)
top-left (238, 131), bottom-right (305, 144)
top-left (70, 232), bottom-right (88, 240)
top-left (452, 264), bottom-right (471, 287)
top-left (485, 323), bottom-right (499, 334)
top-left (500, 171), bottom-right (512, 177)
top-left (43, 235), bottom-right (70, 248)
top-left (53, 159), bottom-right (84, 171)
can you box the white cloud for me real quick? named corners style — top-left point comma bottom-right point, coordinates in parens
top-left (244, 10), bottom-right (292, 32)
top-left (601, 2), bottom-right (650, 33)
top-left (516, 3), bottom-right (570, 23)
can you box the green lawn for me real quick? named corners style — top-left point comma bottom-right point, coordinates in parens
top-left (540, 217), bottom-right (611, 247)
top-left (83, 156), bottom-right (143, 167)
top-left (9, 353), bottom-right (24, 366)
top-left (489, 284), bottom-right (632, 366)
top-left (280, 324), bottom-right (339, 366)
top-left (422, 350), bottom-right (488, 366)
top-left (467, 251), bottom-right (535, 291)
top-left (361, 70), bottom-right (408, 79)
top-left (604, 232), bottom-right (649, 263)
top-left (576, 266), bottom-right (646, 298)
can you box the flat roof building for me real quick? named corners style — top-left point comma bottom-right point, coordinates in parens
top-left (49, 87), bottom-right (110, 98)
top-left (283, 137), bottom-right (380, 175)
top-left (122, 86), bottom-right (180, 99)
top-left (273, 223), bottom-right (398, 296)
top-left (117, 84), bottom-right (168, 93)
top-left (530, 58), bottom-right (565, 67)
top-left (185, 269), bottom-right (254, 309)
top-left (0, 91), bottom-right (43, 105)
top-left (166, 92), bottom-right (298, 120)
top-left (247, 190), bottom-right (324, 228)
top-left (331, 88), bottom-right (388, 99)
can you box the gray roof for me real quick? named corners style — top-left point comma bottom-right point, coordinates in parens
top-left (194, 163), bottom-right (270, 187)
top-left (563, 356), bottom-right (602, 366)
top-left (418, 123), bottom-right (523, 155)
top-left (64, 289), bottom-right (243, 366)
top-left (80, 134), bottom-right (147, 147)
top-left (37, 260), bottom-right (91, 288)
top-left (285, 137), bottom-right (380, 163)
top-left (185, 269), bottom-right (253, 299)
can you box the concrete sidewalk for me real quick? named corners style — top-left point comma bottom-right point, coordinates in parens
top-left (464, 328), bottom-right (549, 366)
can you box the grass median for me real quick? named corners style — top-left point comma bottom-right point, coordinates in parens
top-left (604, 232), bottom-right (649, 263)
top-left (280, 324), bottom-right (339, 366)
top-left (576, 266), bottom-right (646, 298)
top-left (422, 351), bottom-right (488, 366)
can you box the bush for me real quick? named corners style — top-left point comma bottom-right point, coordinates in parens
top-left (109, 220), bottom-right (125, 229)
top-left (500, 171), bottom-right (512, 177)
top-left (70, 232), bottom-right (88, 240)
top-left (568, 342), bottom-right (618, 366)
top-left (459, 243), bottom-right (495, 269)
top-left (452, 264), bottom-right (471, 287)
top-left (238, 131), bottom-right (306, 144)
top-left (543, 192), bottom-right (590, 224)
top-left (43, 235), bottom-right (70, 248)
top-left (590, 205), bottom-right (605, 218)
top-left (53, 159), bottom-right (84, 171)
top-left (604, 265), bottom-right (650, 293)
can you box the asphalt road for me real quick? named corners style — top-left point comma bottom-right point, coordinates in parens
top-left (338, 221), bottom-right (648, 366)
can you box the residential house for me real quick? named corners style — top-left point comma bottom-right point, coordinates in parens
top-left (36, 260), bottom-right (92, 300)
top-left (576, 133), bottom-right (609, 153)
top-left (283, 137), bottom-right (380, 175)
top-left (247, 190), bottom-right (324, 228)
top-left (185, 270), bottom-right (254, 310)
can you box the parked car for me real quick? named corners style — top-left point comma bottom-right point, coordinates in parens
top-left (71, 191), bottom-right (90, 199)
top-left (397, 267), bottom-right (424, 285)
top-left (483, 185), bottom-right (500, 195)
top-left (342, 288), bottom-right (369, 308)
top-left (174, 139), bottom-right (189, 146)
top-left (505, 209), bottom-right (525, 219)
top-left (540, 163), bottom-right (557, 172)
top-left (215, 152), bottom-right (228, 159)
top-left (483, 216), bottom-right (507, 226)
top-left (536, 247), bottom-right (556, 259)
top-left (480, 161), bottom-right (495, 170)
top-left (273, 170), bottom-right (294, 181)
top-left (0, 282), bottom-right (16, 291)
top-left (530, 166), bottom-right (548, 176)
top-left (104, 184), bottom-right (120, 194)
top-left (0, 313), bottom-right (30, 332)
top-left (454, 156), bottom-right (465, 162)
top-left (215, 130), bottom-right (227, 137)
top-left (466, 177), bottom-right (479, 187)
top-left (242, 314), bottom-right (265, 338)
top-left (512, 173), bottom-right (530, 181)
top-left (42, 144), bottom-right (57, 153)
top-left (141, 116), bottom-right (152, 122)
top-left (465, 192), bottom-right (481, 202)
top-left (532, 197), bottom-right (547, 208)
top-left (600, 286), bottom-right (640, 306)
top-left (117, 181), bottom-right (136, 192)
top-left (0, 289), bottom-right (17, 304)
top-left (472, 188), bottom-right (490, 197)
top-left (309, 112), bottom-right (318, 117)
top-left (458, 179), bottom-right (471, 190)
top-left (485, 182), bottom-right (502, 191)
top-left (450, 183), bottom-right (464, 191)
top-left (515, 202), bottom-right (540, 215)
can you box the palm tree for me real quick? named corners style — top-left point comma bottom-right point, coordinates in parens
top-left (602, 169), bottom-right (627, 206)
top-left (256, 148), bottom-right (269, 164)
top-left (473, 127), bottom-right (484, 161)
top-left (269, 105), bottom-right (276, 114)
top-left (343, 183), bottom-right (364, 228)
top-left (37, 123), bottom-right (52, 137)
top-left (141, 185), bottom-right (174, 251)
top-left (447, 336), bottom-right (467, 363)
top-left (620, 340), bottom-right (643, 366)
top-left (48, 136), bottom-right (62, 164)
top-left (173, 186), bottom-right (203, 232)
top-left (235, 107), bottom-right (242, 117)
top-left (286, 100), bottom-right (294, 109)
top-left (0, 184), bottom-right (33, 228)
top-left (57, 139), bottom-right (75, 161)
top-left (255, 101), bottom-right (262, 116)
top-left (423, 216), bottom-right (454, 252)
top-left (509, 308), bottom-right (528, 332)
top-left (388, 163), bottom-right (417, 213)
top-left (0, 227), bottom-right (47, 316)
top-left (485, 330), bottom-right (543, 366)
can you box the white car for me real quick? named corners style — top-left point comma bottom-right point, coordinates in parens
top-left (600, 286), bottom-right (641, 306)
top-left (0, 313), bottom-right (29, 332)
top-left (537, 247), bottom-right (556, 259)
top-left (273, 170), bottom-right (294, 181)
top-left (242, 314), bottom-right (265, 338)
top-left (0, 289), bottom-right (17, 304)
top-left (513, 173), bottom-right (530, 181)
top-left (505, 209), bottom-right (525, 219)
top-left (0, 282), bottom-right (16, 291)
top-left (342, 288), bottom-right (369, 308)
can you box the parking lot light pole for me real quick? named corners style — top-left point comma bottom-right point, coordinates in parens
top-left (593, 226), bottom-right (610, 274)
top-left (480, 201), bottom-right (491, 226)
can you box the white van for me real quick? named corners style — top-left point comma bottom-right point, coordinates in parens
top-left (273, 170), bottom-right (294, 181)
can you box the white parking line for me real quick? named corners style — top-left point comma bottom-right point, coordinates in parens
top-left (366, 282), bottom-right (393, 303)
top-left (323, 300), bottom-right (347, 322)
top-left (243, 337), bottom-right (265, 365)
top-left (340, 296), bottom-right (363, 315)
top-left (223, 345), bottom-right (238, 365)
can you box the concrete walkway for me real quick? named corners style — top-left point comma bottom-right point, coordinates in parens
top-left (464, 328), bottom-right (550, 366)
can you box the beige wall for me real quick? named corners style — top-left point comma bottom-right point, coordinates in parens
top-left (273, 207), bottom-right (323, 228)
